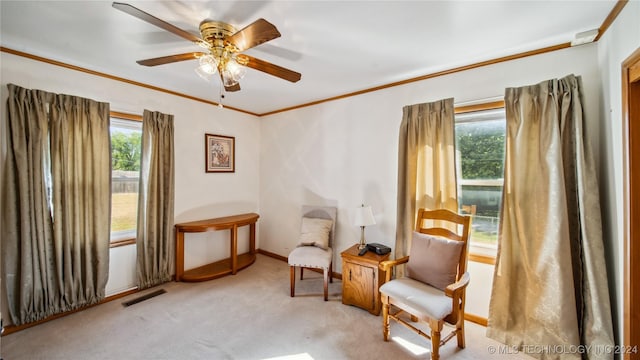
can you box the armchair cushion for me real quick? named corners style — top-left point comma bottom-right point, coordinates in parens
top-left (297, 217), bottom-right (333, 250)
top-left (379, 277), bottom-right (452, 319)
top-left (407, 231), bottom-right (463, 291)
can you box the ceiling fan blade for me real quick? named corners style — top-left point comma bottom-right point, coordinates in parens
top-left (226, 19), bottom-right (281, 52)
top-left (238, 55), bottom-right (301, 83)
top-left (136, 52), bottom-right (206, 66)
top-left (112, 2), bottom-right (205, 46)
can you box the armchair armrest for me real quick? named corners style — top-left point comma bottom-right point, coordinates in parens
top-left (379, 256), bottom-right (409, 271)
top-left (445, 271), bottom-right (470, 298)
top-left (444, 272), bottom-right (470, 324)
top-left (379, 256), bottom-right (409, 283)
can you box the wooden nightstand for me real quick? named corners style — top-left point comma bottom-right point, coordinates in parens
top-left (341, 244), bottom-right (390, 315)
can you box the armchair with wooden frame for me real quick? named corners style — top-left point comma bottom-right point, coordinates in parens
top-left (379, 208), bottom-right (472, 360)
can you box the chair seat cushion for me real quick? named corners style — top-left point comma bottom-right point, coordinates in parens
top-left (379, 277), bottom-right (452, 319)
top-left (288, 246), bottom-right (332, 269)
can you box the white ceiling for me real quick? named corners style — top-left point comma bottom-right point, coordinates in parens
top-left (0, 0), bottom-right (616, 115)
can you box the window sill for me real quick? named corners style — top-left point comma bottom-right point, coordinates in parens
top-left (469, 252), bottom-right (496, 265)
top-left (110, 238), bottom-right (136, 248)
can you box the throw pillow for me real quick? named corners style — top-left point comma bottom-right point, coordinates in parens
top-left (406, 231), bottom-right (464, 291)
top-left (297, 217), bottom-right (333, 250)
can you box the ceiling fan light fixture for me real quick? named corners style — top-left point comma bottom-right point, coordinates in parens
top-left (200, 55), bottom-right (219, 73)
top-left (194, 55), bottom-right (218, 81)
top-left (226, 57), bottom-right (247, 81)
top-left (195, 66), bottom-right (213, 81)
top-left (222, 68), bottom-right (240, 87)
top-left (219, 56), bottom-right (247, 87)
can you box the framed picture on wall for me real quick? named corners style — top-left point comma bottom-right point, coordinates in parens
top-left (205, 133), bottom-right (235, 173)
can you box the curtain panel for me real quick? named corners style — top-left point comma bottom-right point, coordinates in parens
top-left (2, 84), bottom-right (110, 325)
top-left (395, 98), bottom-right (458, 272)
top-left (487, 75), bottom-right (614, 360)
top-left (136, 110), bottom-right (175, 289)
top-left (49, 92), bottom-right (111, 307)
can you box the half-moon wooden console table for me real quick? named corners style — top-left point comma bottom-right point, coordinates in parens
top-left (175, 213), bottom-right (259, 282)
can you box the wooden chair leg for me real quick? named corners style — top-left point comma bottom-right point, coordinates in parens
top-left (429, 319), bottom-right (443, 360)
top-left (300, 267), bottom-right (304, 280)
top-left (457, 296), bottom-right (466, 348)
top-left (290, 266), bottom-right (295, 297)
top-left (323, 268), bottom-right (328, 301)
top-left (457, 316), bottom-right (466, 348)
top-left (329, 262), bottom-right (333, 283)
top-left (382, 301), bottom-right (390, 341)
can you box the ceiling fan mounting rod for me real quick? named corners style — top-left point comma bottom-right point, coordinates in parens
top-left (200, 20), bottom-right (236, 44)
top-left (198, 20), bottom-right (244, 69)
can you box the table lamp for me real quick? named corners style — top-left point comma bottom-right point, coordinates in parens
top-left (354, 204), bottom-right (376, 250)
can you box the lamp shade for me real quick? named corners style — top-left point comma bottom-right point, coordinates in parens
top-left (353, 205), bottom-right (376, 227)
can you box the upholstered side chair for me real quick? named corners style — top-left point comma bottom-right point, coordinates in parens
top-left (379, 208), bottom-right (472, 360)
top-left (288, 205), bottom-right (337, 301)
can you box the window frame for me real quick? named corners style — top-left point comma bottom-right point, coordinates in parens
top-left (109, 111), bottom-right (142, 248)
top-left (454, 100), bottom-right (505, 264)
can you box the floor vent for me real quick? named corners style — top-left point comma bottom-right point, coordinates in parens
top-left (122, 289), bottom-right (166, 307)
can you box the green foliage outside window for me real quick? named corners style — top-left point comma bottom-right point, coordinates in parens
top-left (455, 115), bottom-right (506, 250)
top-left (111, 132), bottom-right (141, 171)
top-left (110, 121), bottom-right (142, 238)
top-left (456, 121), bottom-right (505, 180)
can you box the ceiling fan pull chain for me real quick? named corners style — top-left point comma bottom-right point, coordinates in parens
top-left (218, 83), bottom-right (224, 109)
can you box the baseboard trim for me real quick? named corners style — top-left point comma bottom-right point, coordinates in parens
top-left (2, 287), bottom-right (140, 336)
top-left (257, 248), bottom-right (288, 262)
top-left (465, 312), bottom-right (488, 326)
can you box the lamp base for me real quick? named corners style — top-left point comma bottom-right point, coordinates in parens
top-left (358, 226), bottom-right (367, 250)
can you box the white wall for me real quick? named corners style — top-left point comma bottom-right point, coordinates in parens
top-left (465, 261), bottom-right (494, 318)
top-left (259, 44), bottom-right (601, 320)
top-left (595, 1), bottom-right (640, 348)
top-left (0, 52), bottom-right (261, 300)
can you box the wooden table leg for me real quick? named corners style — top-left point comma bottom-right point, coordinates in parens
top-left (249, 223), bottom-right (256, 254)
top-left (231, 225), bottom-right (238, 274)
top-left (175, 230), bottom-right (185, 281)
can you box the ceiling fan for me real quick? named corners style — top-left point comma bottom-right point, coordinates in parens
top-left (112, 2), bottom-right (301, 93)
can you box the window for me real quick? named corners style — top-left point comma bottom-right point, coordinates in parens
top-left (455, 106), bottom-right (506, 257)
top-left (110, 117), bottom-right (142, 244)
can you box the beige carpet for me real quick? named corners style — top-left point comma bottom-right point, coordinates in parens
top-left (0, 254), bottom-right (531, 360)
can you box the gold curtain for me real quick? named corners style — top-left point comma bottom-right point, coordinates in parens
top-left (487, 75), bottom-right (614, 360)
top-left (49, 91), bottom-right (111, 309)
top-left (395, 98), bottom-right (458, 272)
top-left (136, 110), bottom-right (175, 289)
top-left (2, 84), bottom-right (110, 325)
top-left (3, 84), bottom-right (56, 324)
